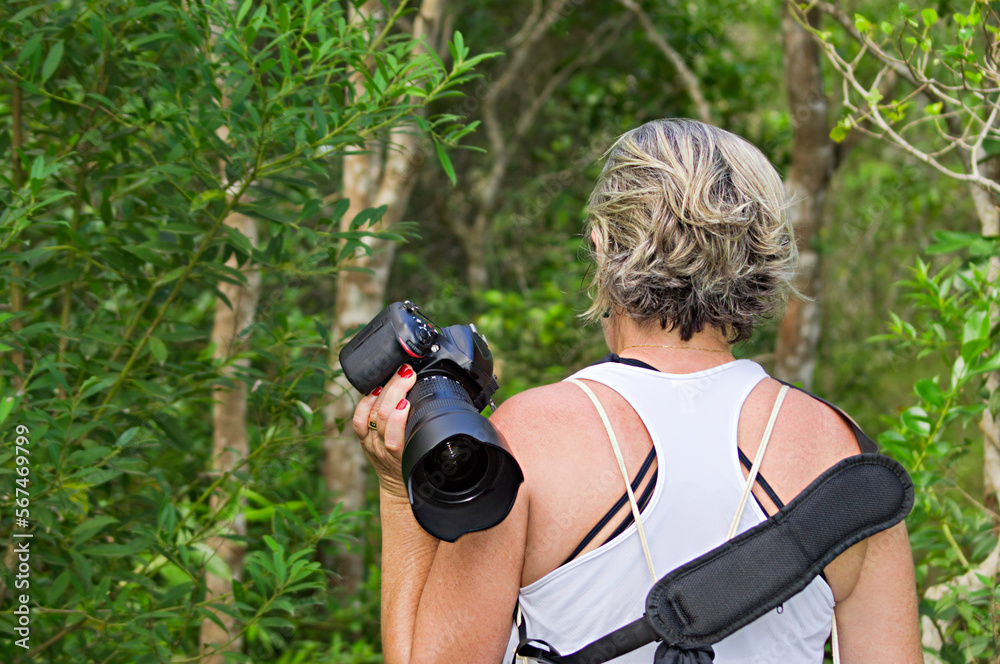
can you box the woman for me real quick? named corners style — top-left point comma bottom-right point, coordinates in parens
top-left (353, 119), bottom-right (922, 663)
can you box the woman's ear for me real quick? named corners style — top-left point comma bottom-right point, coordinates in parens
top-left (590, 229), bottom-right (600, 254)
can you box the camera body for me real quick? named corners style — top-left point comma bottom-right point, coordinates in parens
top-left (339, 301), bottom-right (523, 542)
top-left (339, 301), bottom-right (498, 411)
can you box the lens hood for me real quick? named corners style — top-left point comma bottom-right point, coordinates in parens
top-left (402, 378), bottom-right (523, 542)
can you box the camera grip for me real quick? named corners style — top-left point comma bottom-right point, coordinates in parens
top-left (339, 311), bottom-right (410, 394)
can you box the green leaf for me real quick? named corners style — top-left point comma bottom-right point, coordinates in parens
top-left (914, 378), bottom-right (944, 407)
top-left (10, 5), bottom-right (46, 23)
top-left (295, 400), bottom-right (314, 425)
top-left (78, 376), bottom-right (114, 401)
top-left (970, 352), bottom-right (1000, 377)
top-left (46, 570), bottom-right (71, 604)
top-left (41, 40), bottom-right (64, 82)
top-left (263, 535), bottom-right (281, 553)
top-left (961, 338), bottom-right (989, 363)
top-left (313, 100), bottom-right (327, 138)
top-left (17, 33), bottom-right (42, 67)
top-left (148, 336), bottom-right (167, 365)
top-left (196, 607), bottom-right (230, 635)
top-left (926, 231), bottom-right (980, 254)
top-left (257, 616), bottom-right (295, 629)
top-left (901, 407), bottom-right (931, 436)
top-left (236, 0), bottom-right (253, 26)
top-left (435, 141), bottom-right (457, 185)
top-left (921, 8), bottom-right (938, 27)
top-left (349, 204), bottom-right (388, 230)
top-left (829, 125), bottom-right (849, 143)
top-left (71, 516), bottom-right (119, 544)
top-left (278, 4), bottom-right (290, 33)
top-left (222, 224), bottom-right (254, 254)
top-left (962, 310), bottom-right (989, 344)
top-left (80, 537), bottom-right (152, 556)
top-left (0, 394), bottom-right (16, 428)
top-left (968, 236), bottom-right (997, 257)
top-left (951, 355), bottom-right (968, 389)
top-left (925, 102), bottom-right (942, 116)
top-left (30, 155), bottom-right (45, 181)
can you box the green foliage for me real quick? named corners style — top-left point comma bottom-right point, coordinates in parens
top-left (873, 235), bottom-right (1000, 662)
top-left (809, 0), bottom-right (1000, 171)
top-left (0, 0), bottom-right (488, 660)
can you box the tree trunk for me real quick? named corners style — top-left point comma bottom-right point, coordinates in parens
top-left (200, 212), bottom-right (259, 662)
top-left (199, 5), bottom-right (261, 659)
top-left (0, 80), bottom-right (25, 610)
top-left (320, 0), bottom-right (444, 593)
top-left (774, 6), bottom-right (835, 390)
top-left (969, 158), bottom-right (1000, 512)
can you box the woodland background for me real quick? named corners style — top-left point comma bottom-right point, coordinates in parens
top-left (1, 0), bottom-right (999, 662)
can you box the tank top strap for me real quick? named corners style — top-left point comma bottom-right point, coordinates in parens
top-left (565, 359), bottom-right (768, 424)
top-left (564, 358), bottom-right (769, 482)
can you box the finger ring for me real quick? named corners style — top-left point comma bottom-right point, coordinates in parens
top-left (368, 420), bottom-right (378, 431)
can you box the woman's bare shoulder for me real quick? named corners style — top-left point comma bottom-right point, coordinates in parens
top-left (488, 381), bottom-right (590, 453)
top-left (743, 377), bottom-right (864, 496)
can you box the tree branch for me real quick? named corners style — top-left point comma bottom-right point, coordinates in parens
top-left (619, 0), bottom-right (712, 124)
top-left (482, 0), bottom-right (574, 160)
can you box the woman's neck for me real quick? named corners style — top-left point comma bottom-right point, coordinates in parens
top-left (604, 316), bottom-right (734, 374)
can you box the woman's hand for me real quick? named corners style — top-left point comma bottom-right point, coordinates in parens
top-left (352, 364), bottom-right (418, 499)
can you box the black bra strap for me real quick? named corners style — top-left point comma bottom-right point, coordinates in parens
top-left (603, 467), bottom-right (658, 544)
top-left (561, 446), bottom-right (657, 566)
top-left (738, 447), bottom-right (785, 512)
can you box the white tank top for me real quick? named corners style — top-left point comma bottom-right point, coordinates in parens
top-left (506, 359), bottom-right (835, 663)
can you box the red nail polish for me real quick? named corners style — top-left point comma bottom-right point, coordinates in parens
top-left (398, 366), bottom-right (414, 378)
top-left (396, 398), bottom-right (408, 410)
top-left (371, 387), bottom-right (382, 396)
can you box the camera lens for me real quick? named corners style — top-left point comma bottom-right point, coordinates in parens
top-left (421, 436), bottom-right (491, 497)
top-left (402, 375), bottom-right (524, 541)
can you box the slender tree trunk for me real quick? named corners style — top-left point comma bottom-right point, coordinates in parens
top-left (10, 81), bottom-right (24, 390)
top-left (454, 212), bottom-right (490, 292)
top-left (200, 212), bottom-right (259, 662)
top-left (320, 0), bottom-right (444, 592)
top-left (774, 6), bottom-right (835, 390)
top-left (0, 80), bottom-right (25, 610)
top-left (199, 6), bottom-right (261, 659)
top-left (971, 164), bottom-right (1000, 511)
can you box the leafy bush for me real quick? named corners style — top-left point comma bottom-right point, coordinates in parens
top-left (873, 232), bottom-right (1000, 662)
top-left (0, 0), bottom-right (485, 661)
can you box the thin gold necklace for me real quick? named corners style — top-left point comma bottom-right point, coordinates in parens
top-left (619, 343), bottom-right (732, 355)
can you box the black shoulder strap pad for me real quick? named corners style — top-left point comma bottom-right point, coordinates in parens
top-left (522, 454), bottom-right (913, 663)
top-left (644, 453), bottom-right (912, 648)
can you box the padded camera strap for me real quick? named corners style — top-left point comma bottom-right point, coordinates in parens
top-left (515, 453), bottom-right (913, 663)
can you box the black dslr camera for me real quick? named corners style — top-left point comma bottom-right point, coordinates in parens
top-left (339, 301), bottom-right (523, 542)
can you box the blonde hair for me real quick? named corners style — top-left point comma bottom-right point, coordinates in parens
top-left (583, 118), bottom-right (797, 342)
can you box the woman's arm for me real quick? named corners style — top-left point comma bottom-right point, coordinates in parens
top-left (740, 380), bottom-right (922, 660)
top-left (352, 365), bottom-right (529, 664)
top-left (832, 521), bottom-right (922, 663)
